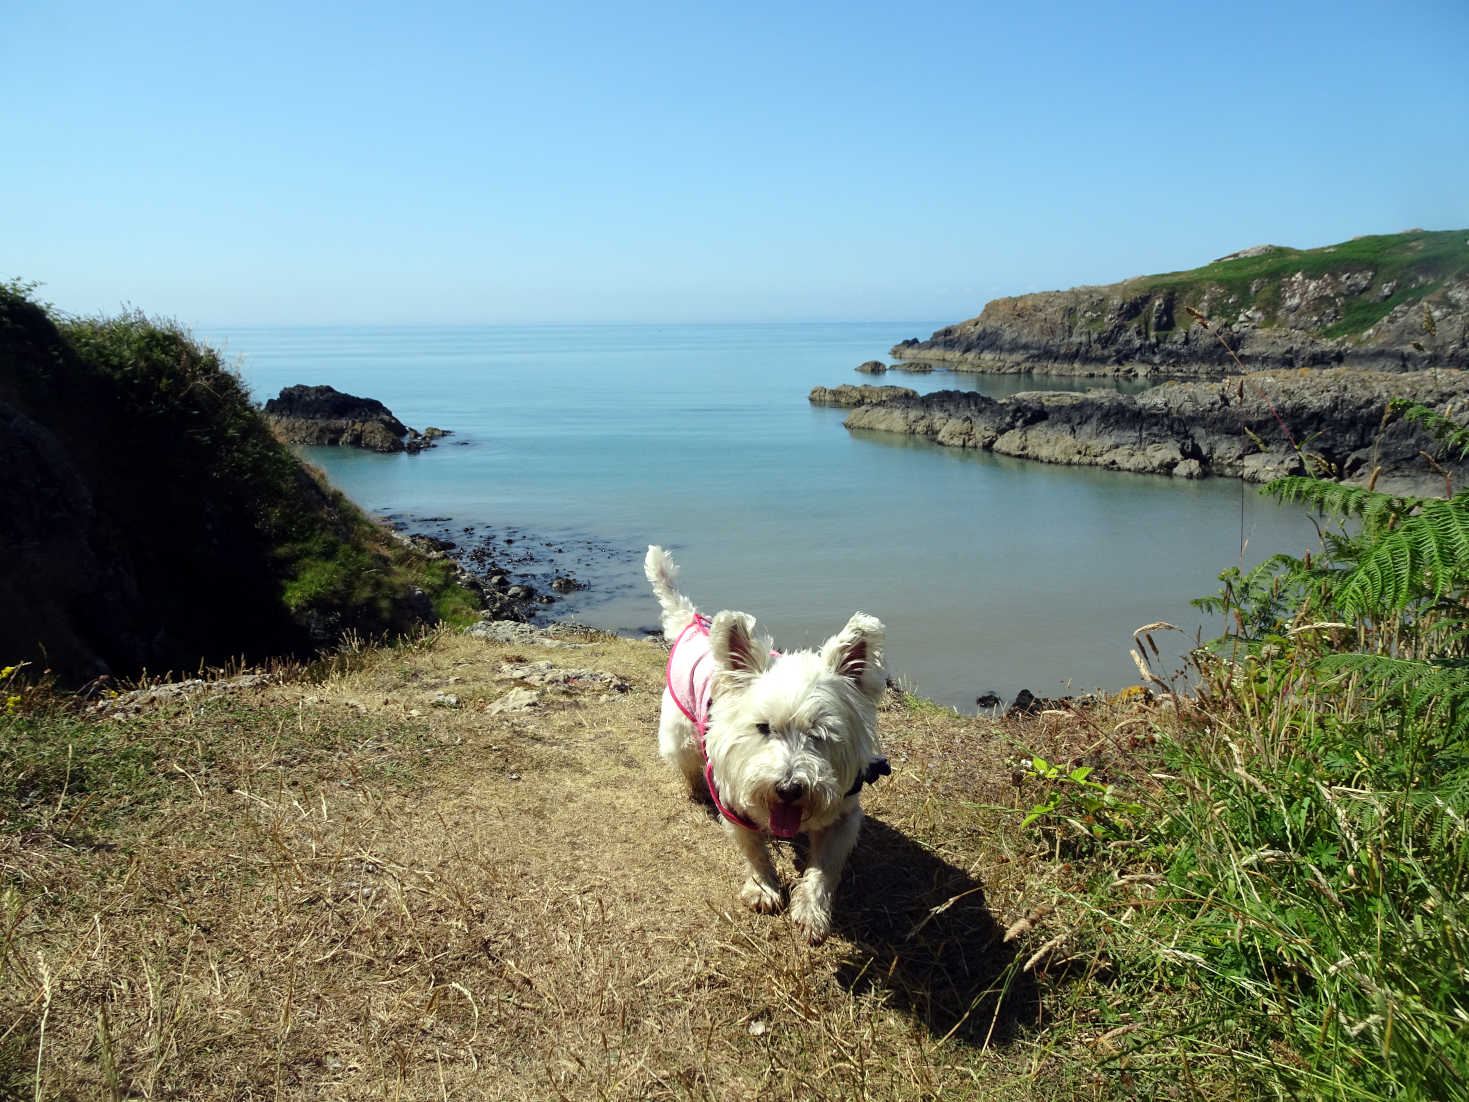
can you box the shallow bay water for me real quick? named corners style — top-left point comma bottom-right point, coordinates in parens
top-left (202, 322), bottom-right (1315, 711)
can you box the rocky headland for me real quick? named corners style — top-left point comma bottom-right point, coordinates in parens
top-left (813, 371), bottom-right (1469, 496)
top-left (264, 384), bottom-right (449, 453)
top-left (890, 230), bottom-right (1469, 378)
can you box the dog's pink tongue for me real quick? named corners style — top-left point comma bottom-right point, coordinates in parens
top-left (768, 802), bottom-right (802, 839)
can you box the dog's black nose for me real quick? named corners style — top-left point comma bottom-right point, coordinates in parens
top-left (774, 780), bottom-right (805, 803)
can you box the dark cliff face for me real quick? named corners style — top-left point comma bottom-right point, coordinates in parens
top-left (0, 290), bottom-right (463, 685)
top-left (0, 293), bottom-right (317, 681)
top-left (894, 230), bottom-right (1469, 377)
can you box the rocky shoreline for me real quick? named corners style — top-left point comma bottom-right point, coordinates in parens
top-left (812, 369), bottom-right (1469, 496)
top-left (385, 515), bottom-right (605, 625)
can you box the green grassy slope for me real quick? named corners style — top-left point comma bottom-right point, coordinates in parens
top-left (0, 282), bottom-right (479, 683)
top-left (1137, 228), bottom-right (1469, 339)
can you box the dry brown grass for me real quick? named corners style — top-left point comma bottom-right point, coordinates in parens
top-left (2, 627), bottom-right (1147, 1100)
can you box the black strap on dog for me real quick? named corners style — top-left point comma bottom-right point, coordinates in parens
top-left (845, 755), bottom-right (890, 797)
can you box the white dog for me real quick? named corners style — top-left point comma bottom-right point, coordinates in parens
top-left (644, 546), bottom-right (888, 943)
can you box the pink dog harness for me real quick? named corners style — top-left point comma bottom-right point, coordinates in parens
top-left (666, 615), bottom-right (762, 832)
top-left (667, 615), bottom-right (717, 737)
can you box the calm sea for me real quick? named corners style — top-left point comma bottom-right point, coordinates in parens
top-left (200, 322), bottom-right (1313, 711)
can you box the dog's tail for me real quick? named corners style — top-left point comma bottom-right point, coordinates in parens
top-left (645, 545), bottom-right (699, 640)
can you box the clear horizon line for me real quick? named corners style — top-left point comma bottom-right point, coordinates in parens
top-left (191, 317), bottom-right (956, 330)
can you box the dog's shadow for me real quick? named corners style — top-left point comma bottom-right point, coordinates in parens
top-left (815, 815), bottom-right (1038, 1046)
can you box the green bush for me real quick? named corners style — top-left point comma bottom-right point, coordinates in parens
top-left (0, 285), bottom-right (481, 681)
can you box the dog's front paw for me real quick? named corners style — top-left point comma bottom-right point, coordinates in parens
top-left (788, 883), bottom-right (832, 944)
top-left (740, 875), bottom-right (782, 914)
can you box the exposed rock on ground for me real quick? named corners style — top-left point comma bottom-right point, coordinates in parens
top-left (464, 620), bottom-right (582, 647)
top-left (495, 659), bottom-right (630, 693)
top-left (819, 368), bottom-right (1469, 496)
top-left (264, 384), bottom-right (450, 453)
top-left (91, 672), bottom-right (276, 719)
top-left (855, 360), bottom-right (887, 375)
top-left (486, 686), bottom-right (540, 714)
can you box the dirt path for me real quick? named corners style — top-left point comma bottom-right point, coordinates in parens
top-left (6, 627), bottom-right (1097, 1100)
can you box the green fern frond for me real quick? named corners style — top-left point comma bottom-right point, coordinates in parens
top-left (1390, 399), bottom-right (1469, 462)
top-left (1318, 530), bottom-right (1362, 562)
top-left (1402, 756), bottom-right (1469, 852)
top-left (1265, 476), bottom-right (1423, 536)
top-left (1192, 553), bottom-right (1331, 639)
top-left (1403, 663), bottom-right (1469, 723)
top-left (1336, 493), bottom-right (1469, 617)
top-left (1318, 652), bottom-right (1469, 735)
top-left (1403, 783), bottom-right (1469, 855)
top-left (1318, 652), bottom-right (1426, 695)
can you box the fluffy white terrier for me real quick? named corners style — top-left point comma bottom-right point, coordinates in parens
top-left (645, 546), bottom-right (887, 943)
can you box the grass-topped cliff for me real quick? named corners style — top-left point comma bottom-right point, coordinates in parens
top-left (894, 228), bottom-right (1469, 376)
top-left (0, 282), bottom-right (480, 684)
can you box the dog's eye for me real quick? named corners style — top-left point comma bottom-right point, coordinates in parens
top-left (755, 722), bottom-right (771, 736)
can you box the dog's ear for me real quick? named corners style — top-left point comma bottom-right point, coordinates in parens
top-left (709, 610), bottom-right (770, 680)
top-left (821, 613), bottom-right (886, 702)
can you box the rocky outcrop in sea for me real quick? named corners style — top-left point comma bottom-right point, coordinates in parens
top-left (264, 384), bottom-right (449, 453)
top-left (814, 371), bottom-right (1469, 496)
top-left (810, 384), bottom-right (918, 407)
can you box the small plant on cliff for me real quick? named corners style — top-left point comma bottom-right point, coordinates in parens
top-left (1019, 754), bottom-right (1146, 851)
top-left (1, 664), bottom-right (27, 716)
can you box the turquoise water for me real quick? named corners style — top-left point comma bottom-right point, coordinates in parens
top-left (201, 322), bottom-right (1313, 710)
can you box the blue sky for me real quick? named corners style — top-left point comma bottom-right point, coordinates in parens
top-left (6, 0), bottom-right (1467, 324)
